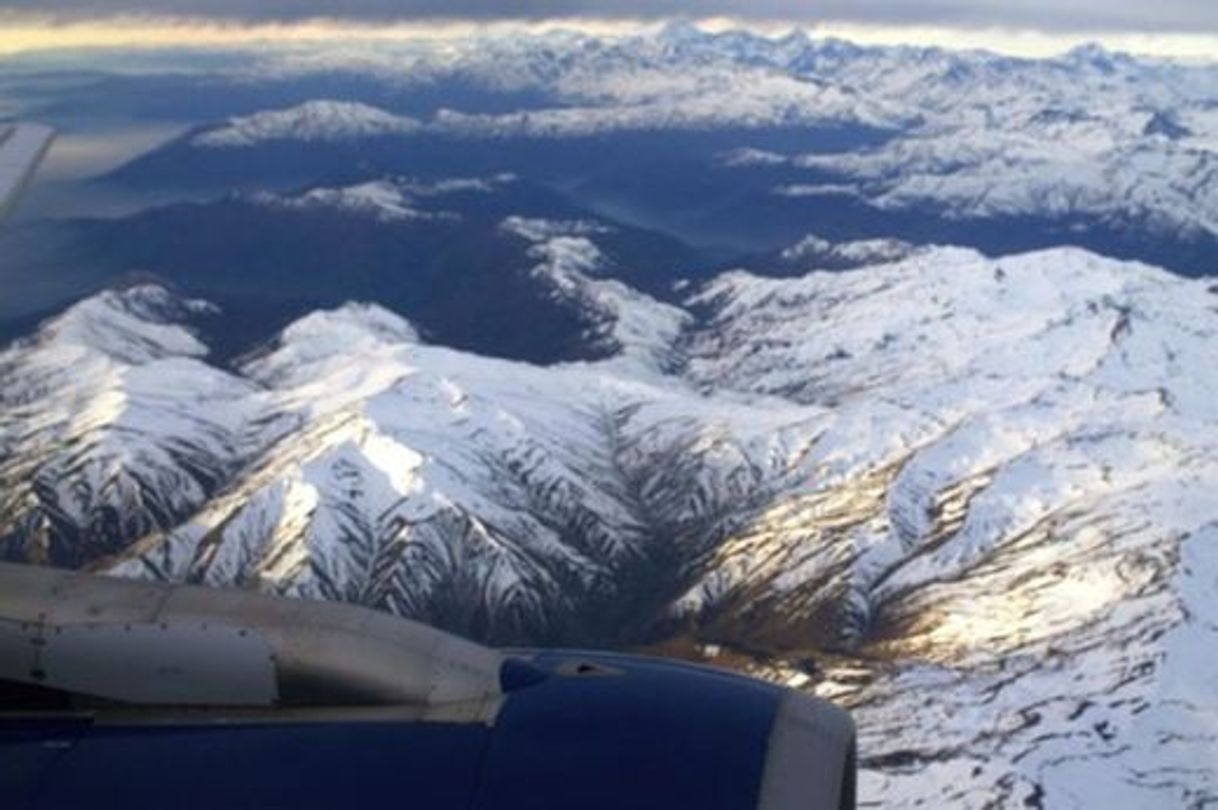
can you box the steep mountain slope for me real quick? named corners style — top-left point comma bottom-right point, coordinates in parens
top-left (2, 238), bottom-right (1216, 806)
top-left (680, 246), bottom-right (1218, 807)
top-left (109, 237), bottom-right (806, 642)
top-left (0, 287), bottom-right (276, 567)
top-left (680, 246), bottom-right (1216, 638)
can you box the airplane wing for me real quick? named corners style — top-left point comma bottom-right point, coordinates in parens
top-left (0, 122), bottom-right (55, 221)
top-left (0, 562), bottom-right (856, 810)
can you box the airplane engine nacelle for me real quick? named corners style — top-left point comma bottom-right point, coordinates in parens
top-left (0, 563), bottom-right (855, 810)
top-left (470, 650), bottom-right (857, 810)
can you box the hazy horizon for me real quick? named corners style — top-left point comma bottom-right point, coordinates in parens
top-left (1, 13), bottom-right (1217, 61)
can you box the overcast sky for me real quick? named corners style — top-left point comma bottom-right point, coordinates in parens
top-left (2, 0), bottom-right (1216, 34)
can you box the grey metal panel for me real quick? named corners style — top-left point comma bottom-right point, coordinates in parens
top-left (0, 123), bottom-right (54, 221)
top-left (757, 690), bottom-right (856, 810)
top-left (0, 619), bottom-right (279, 706)
top-left (0, 563), bottom-right (506, 710)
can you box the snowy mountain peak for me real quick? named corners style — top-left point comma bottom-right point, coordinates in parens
top-left (193, 100), bottom-right (421, 148)
top-left (655, 20), bottom-right (709, 48)
top-left (279, 301), bottom-right (419, 351)
top-left (25, 284), bottom-right (216, 366)
top-left (242, 302), bottom-right (419, 391)
top-left (779, 234), bottom-right (918, 268)
top-left (0, 285), bottom-right (265, 567)
top-left (247, 174), bottom-right (518, 222)
top-left (1063, 41), bottom-right (1132, 71)
top-left (250, 181), bottom-right (428, 223)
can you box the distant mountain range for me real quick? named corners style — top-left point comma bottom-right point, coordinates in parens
top-left (2, 232), bottom-right (1216, 807)
top-left (93, 27), bottom-right (1217, 276)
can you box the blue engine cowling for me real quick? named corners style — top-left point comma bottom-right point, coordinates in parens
top-left (1, 650), bottom-right (855, 810)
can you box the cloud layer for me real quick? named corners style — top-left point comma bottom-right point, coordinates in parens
top-left (3, 0), bottom-right (1216, 35)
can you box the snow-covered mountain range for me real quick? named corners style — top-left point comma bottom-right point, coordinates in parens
top-left (159, 25), bottom-right (1218, 251)
top-left (4, 22), bottom-right (1217, 806)
top-left (2, 225), bottom-right (1215, 806)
